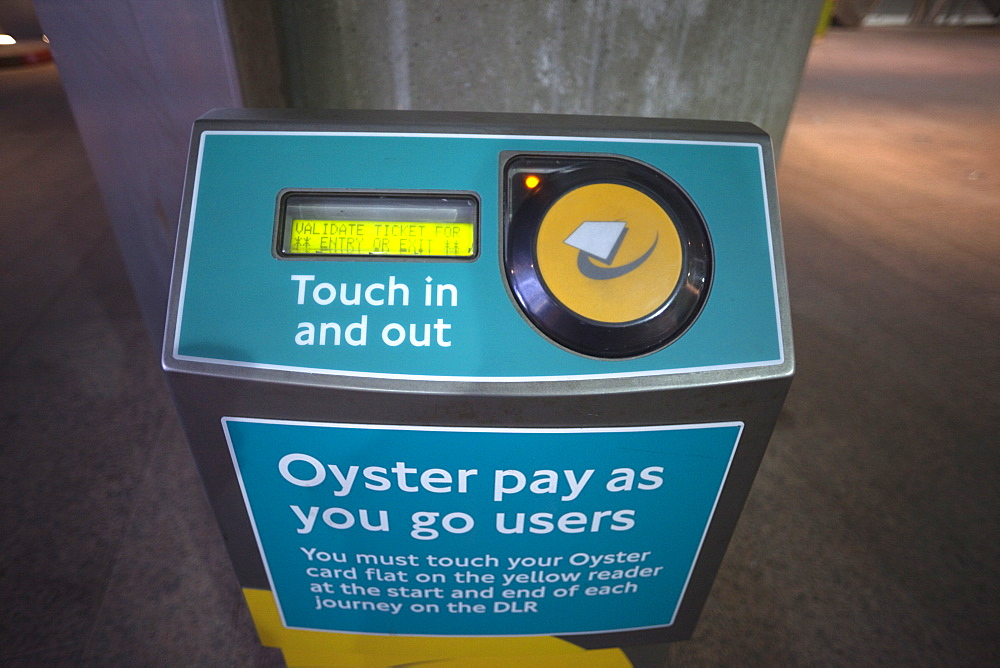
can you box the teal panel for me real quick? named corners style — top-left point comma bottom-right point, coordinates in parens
top-left (175, 132), bottom-right (781, 378)
top-left (224, 418), bottom-right (742, 636)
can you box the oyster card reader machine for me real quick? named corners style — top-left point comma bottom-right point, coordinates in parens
top-left (163, 109), bottom-right (793, 666)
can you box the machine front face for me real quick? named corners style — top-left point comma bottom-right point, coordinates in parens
top-left (163, 110), bottom-right (792, 664)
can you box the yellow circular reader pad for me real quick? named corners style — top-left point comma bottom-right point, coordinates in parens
top-left (536, 183), bottom-right (683, 324)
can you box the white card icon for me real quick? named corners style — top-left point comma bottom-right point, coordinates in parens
top-left (563, 221), bottom-right (628, 264)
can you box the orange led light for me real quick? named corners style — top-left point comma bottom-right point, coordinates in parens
top-left (524, 175), bottom-right (541, 189)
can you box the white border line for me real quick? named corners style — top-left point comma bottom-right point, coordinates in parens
top-left (176, 131), bottom-right (784, 381)
top-left (222, 417), bottom-right (745, 637)
top-left (755, 147), bottom-right (787, 365)
top-left (200, 129), bottom-right (767, 146)
top-left (172, 135), bottom-right (208, 360)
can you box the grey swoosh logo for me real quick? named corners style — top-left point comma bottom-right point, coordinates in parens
top-left (577, 233), bottom-right (658, 280)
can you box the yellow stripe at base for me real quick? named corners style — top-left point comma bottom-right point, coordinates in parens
top-left (243, 588), bottom-right (632, 667)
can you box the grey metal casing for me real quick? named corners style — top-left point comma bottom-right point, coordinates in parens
top-left (162, 109), bottom-right (793, 647)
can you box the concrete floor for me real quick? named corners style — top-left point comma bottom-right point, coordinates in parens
top-left (1, 26), bottom-right (998, 666)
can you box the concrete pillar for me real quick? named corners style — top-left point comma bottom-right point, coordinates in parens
top-left (277, 0), bottom-right (823, 152)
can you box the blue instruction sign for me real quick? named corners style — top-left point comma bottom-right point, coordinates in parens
top-left (223, 419), bottom-right (743, 637)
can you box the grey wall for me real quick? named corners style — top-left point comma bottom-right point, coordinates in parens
top-left (32, 0), bottom-right (244, 340)
top-left (278, 0), bottom-right (823, 152)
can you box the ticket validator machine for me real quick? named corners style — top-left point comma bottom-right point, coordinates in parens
top-left (163, 110), bottom-right (793, 667)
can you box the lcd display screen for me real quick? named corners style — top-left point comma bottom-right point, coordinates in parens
top-left (279, 193), bottom-right (478, 259)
